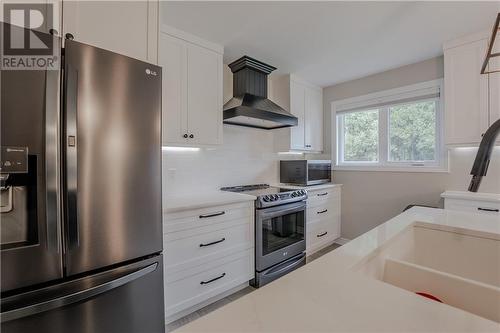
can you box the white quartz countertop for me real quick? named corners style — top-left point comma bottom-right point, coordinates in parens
top-left (177, 207), bottom-right (500, 332)
top-left (164, 191), bottom-right (256, 213)
top-left (274, 183), bottom-right (342, 191)
top-left (441, 190), bottom-right (500, 203)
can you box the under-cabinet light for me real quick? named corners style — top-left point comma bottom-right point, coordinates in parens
top-left (278, 151), bottom-right (304, 155)
top-left (162, 146), bottom-right (200, 152)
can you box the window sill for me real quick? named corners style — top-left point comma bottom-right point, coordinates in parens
top-left (333, 165), bottom-right (449, 173)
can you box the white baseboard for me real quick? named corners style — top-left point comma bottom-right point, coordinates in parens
top-left (334, 237), bottom-right (350, 245)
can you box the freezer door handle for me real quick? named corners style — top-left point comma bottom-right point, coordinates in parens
top-left (1, 262), bottom-right (158, 323)
top-left (64, 65), bottom-right (79, 249)
top-left (44, 68), bottom-right (62, 253)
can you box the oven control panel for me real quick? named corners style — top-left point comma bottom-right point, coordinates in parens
top-left (256, 190), bottom-right (307, 208)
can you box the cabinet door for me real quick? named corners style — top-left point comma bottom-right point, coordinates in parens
top-left (186, 43), bottom-right (222, 145)
top-left (290, 80), bottom-right (306, 149)
top-left (489, 42), bottom-right (500, 130)
top-left (305, 87), bottom-right (323, 151)
top-left (159, 34), bottom-right (188, 145)
top-left (62, 1), bottom-right (157, 63)
top-left (444, 39), bottom-right (489, 145)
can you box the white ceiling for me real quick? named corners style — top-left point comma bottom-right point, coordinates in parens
top-left (161, 1), bottom-right (499, 87)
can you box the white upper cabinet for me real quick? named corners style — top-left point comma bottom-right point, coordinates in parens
top-left (305, 87), bottom-right (324, 151)
top-left (444, 32), bottom-right (498, 145)
top-left (159, 26), bottom-right (223, 146)
top-left (290, 80), bottom-right (306, 149)
top-left (489, 43), bottom-right (500, 128)
top-left (62, 0), bottom-right (158, 63)
top-left (185, 44), bottom-right (223, 145)
top-left (271, 75), bottom-right (323, 152)
top-left (160, 34), bottom-right (187, 144)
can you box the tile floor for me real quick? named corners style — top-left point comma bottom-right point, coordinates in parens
top-left (166, 242), bottom-right (342, 332)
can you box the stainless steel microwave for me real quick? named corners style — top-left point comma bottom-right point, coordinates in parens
top-left (280, 160), bottom-right (331, 186)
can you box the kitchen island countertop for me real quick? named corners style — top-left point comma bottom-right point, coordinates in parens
top-left (176, 206), bottom-right (500, 332)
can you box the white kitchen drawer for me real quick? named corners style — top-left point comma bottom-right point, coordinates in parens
top-left (306, 219), bottom-right (337, 254)
top-left (444, 198), bottom-right (500, 215)
top-left (164, 202), bottom-right (253, 233)
top-left (164, 221), bottom-right (253, 273)
top-left (307, 201), bottom-right (335, 224)
top-left (165, 249), bottom-right (253, 317)
top-left (307, 187), bottom-right (340, 207)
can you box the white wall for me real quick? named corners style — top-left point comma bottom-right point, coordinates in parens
top-left (323, 56), bottom-right (500, 240)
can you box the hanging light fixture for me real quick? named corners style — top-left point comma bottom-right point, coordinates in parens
top-left (481, 13), bottom-right (500, 74)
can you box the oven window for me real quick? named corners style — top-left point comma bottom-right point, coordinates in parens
top-left (308, 164), bottom-right (331, 182)
top-left (262, 210), bottom-right (304, 255)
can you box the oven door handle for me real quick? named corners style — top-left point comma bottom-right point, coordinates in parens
top-left (263, 253), bottom-right (306, 279)
top-left (257, 203), bottom-right (306, 220)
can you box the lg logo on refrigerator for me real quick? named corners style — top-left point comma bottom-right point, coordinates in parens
top-left (145, 68), bottom-right (157, 76)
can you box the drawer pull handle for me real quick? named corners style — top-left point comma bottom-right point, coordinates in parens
top-left (199, 211), bottom-right (225, 219)
top-left (477, 207), bottom-right (499, 212)
top-left (317, 209), bottom-right (328, 214)
top-left (317, 192), bottom-right (328, 197)
top-left (317, 231), bottom-right (328, 238)
top-left (199, 238), bottom-right (226, 247)
top-left (200, 273), bottom-right (226, 285)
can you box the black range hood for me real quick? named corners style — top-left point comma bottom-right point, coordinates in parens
top-left (223, 56), bottom-right (298, 130)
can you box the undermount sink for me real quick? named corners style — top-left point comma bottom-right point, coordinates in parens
top-left (353, 223), bottom-right (500, 323)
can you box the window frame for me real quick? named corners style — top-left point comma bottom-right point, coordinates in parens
top-left (332, 79), bottom-right (448, 172)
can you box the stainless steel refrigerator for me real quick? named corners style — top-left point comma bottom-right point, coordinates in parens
top-left (1, 23), bottom-right (164, 332)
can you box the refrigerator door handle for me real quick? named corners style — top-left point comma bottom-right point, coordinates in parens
top-left (45, 68), bottom-right (62, 254)
top-left (64, 65), bottom-right (79, 249)
top-left (1, 262), bottom-right (158, 323)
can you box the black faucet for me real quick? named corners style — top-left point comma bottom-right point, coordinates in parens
top-left (468, 118), bottom-right (500, 192)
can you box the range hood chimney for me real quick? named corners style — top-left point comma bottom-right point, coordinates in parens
top-left (223, 56), bottom-right (298, 130)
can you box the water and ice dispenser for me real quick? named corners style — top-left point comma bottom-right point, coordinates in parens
top-left (0, 146), bottom-right (37, 248)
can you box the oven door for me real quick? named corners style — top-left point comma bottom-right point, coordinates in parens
top-left (255, 201), bottom-right (306, 271)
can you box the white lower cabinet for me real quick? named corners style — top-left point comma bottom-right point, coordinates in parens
top-left (165, 250), bottom-right (252, 319)
top-left (441, 191), bottom-right (500, 215)
top-left (305, 186), bottom-right (341, 255)
top-left (163, 201), bottom-right (254, 322)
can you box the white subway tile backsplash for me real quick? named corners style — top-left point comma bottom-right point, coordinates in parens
top-left (162, 126), bottom-right (300, 197)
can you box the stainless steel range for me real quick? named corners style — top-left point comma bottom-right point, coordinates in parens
top-left (221, 184), bottom-right (307, 287)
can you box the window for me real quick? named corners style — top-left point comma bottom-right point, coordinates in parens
top-left (341, 109), bottom-right (379, 162)
top-left (388, 101), bottom-right (437, 163)
top-left (334, 80), bottom-right (446, 171)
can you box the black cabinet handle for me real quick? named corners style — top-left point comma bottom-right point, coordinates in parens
top-left (317, 231), bottom-right (328, 238)
top-left (317, 209), bottom-right (328, 214)
top-left (183, 134), bottom-right (188, 138)
top-left (317, 192), bottom-right (328, 196)
top-left (189, 134), bottom-right (194, 138)
top-left (305, 144), bottom-right (311, 148)
top-left (200, 273), bottom-right (226, 285)
top-left (199, 238), bottom-right (226, 247)
top-left (199, 211), bottom-right (225, 219)
top-left (478, 207), bottom-right (499, 212)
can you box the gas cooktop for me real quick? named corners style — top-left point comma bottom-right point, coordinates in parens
top-left (220, 184), bottom-right (307, 208)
